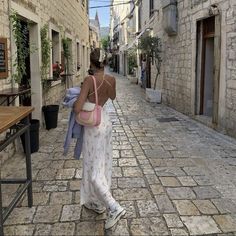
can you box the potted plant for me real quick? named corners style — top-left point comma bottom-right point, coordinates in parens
top-left (40, 24), bottom-right (59, 130)
top-left (10, 11), bottom-right (40, 153)
top-left (127, 48), bottom-right (138, 84)
top-left (52, 61), bottom-right (64, 80)
top-left (138, 35), bottom-right (162, 103)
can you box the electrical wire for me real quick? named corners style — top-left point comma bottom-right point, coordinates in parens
top-left (89, 1), bottom-right (132, 9)
top-left (90, 0), bottom-right (128, 3)
top-left (111, 0), bottom-right (135, 31)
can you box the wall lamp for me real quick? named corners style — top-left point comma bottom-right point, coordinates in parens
top-left (209, 4), bottom-right (219, 16)
top-left (151, 9), bottom-right (159, 14)
top-left (145, 27), bottom-right (153, 32)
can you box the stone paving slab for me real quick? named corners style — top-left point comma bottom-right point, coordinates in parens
top-left (2, 72), bottom-right (236, 235)
top-left (181, 216), bottom-right (221, 235)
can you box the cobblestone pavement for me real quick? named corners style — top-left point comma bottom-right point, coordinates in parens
top-left (2, 72), bottom-right (236, 235)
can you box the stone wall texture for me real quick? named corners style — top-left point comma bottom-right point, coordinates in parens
top-left (145, 0), bottom-right (236, 137)
top-left (0, 0), bottom-right (89, 103)
top-left (0, 0), bottom-right (89, 162)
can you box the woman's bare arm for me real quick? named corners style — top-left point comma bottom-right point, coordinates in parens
top-left (74, 76), bottom-right (91, 113)
top-left (107, 76), bottom-right (116, 100)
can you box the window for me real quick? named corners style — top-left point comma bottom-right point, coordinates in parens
top-left (150, 0), bottom-right (154, 17)
top-left (61, 38), bottom-right (72, 74)
top-left (86, 0), bottom-right (89, 14)
top-left (82, 45), bottom-right (85, 69)
top-left (67, 39), bottom-right (73, 73)
top-left (52, 30), bottom-right (60, 65)
top-left (87, 47), bottom-right (89, 69)
top-left (51, 30), bottom-right (60, 78)
top-left (76, 42), bottom-right (80, 71)
top-left (138, 3), bottom-right (142, 31)
top-left (121, 23), bottom-right (125, 43)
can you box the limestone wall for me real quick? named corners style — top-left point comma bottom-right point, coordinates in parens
top-left (149, 0), bottom-right (236, 136)
top-left (0, 0), bottom-right (89, 162)
top-left (157, 0), bottom-right (192, 115)
top-left (0, 0), bottom-right (89, 109)
top-left (225, 2), bottom-right (236, 136)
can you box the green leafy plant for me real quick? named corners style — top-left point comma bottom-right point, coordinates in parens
top-left (40, 24), bottom-right (51, 105)
top-left (62, 37), bottom-right (71, 74)
top-left (40, 25), bottom-right (51, 82)
top-left (138, 36), bottom-right (162, 90)
top-left (101, 36), bottom-right (109, 51)
top-left (10, 11), bottom-right (30, 84)
top-left (127, 48), bottom-right (138, 75)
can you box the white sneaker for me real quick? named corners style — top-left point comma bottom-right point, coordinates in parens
top-left (84, 202), bottom-right (106, 214)
top-left (105, 205), bottom-right (126, 230)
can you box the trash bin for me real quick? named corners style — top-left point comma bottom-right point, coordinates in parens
top-left (42, 105), bottom-right (59, 130)
top-left (21, 119), bottom-right (40, 153)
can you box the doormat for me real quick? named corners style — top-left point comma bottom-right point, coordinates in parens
top-left (157, 117), bottom-right (179, 122)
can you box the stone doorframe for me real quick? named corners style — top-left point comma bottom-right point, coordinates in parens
top-left (10, 1), bottom-right (42, 121)
top-left (190, 7), bottom-right (226, 129)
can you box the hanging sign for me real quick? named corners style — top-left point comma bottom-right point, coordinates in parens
top-left (0, 38), bottom-right (8, 78)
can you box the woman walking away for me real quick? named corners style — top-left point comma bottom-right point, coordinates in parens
top-left (74, 48), bottom-right (126, 230)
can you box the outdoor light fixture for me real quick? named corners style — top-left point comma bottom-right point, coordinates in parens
top-left (145, 27), bottom-right (153, 32)
top-left (151, 9), bottom-right (159, 14)
top-left (209, 4), bottom-right (219, 16)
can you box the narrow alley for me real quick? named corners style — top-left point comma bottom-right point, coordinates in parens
top-left (2, 72), bottom-right (236, 235)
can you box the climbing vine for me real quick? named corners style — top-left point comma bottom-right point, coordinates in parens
top-left (40, 24), bottom-right (51, 105)
top-left (40, 24), bottom-right (51, 82)
top-left (10, 11), bottom-right (30, 84)
top-left (62, 37), bottom-right (71, 74)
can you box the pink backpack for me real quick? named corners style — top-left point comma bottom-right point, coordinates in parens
top-left (76, 76), bottom-right (102, 127)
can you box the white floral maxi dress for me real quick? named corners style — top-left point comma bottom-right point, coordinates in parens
top-left (80, 104), bottom-right (113, 206)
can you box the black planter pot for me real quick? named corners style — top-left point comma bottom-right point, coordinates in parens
top-left (42, 105), bottom-right (59, 130)
top-left (21, 119), bottom-right (40, 154)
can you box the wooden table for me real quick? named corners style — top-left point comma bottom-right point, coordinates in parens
top-left (0, 106), bottom-right (34, 235)
top-left (0, 87), bottom-right (31, 106)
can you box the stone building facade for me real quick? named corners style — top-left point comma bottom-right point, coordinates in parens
top-left (154, 0), bottom-right (236, 137)
top-left (0, 0), bottom-right (90, 121)
top-left (110, 0), bottom-right (236, 137)
top-left (110, 0), bottom-right (136, 75)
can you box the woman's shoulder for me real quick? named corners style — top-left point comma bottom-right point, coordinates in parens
top-left (83, 75), bottom-right (92, 82)
top-left (104, 74), bottom-right (115, 83)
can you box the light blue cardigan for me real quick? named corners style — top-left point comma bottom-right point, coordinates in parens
top-left (63, 87), bottom-right (84, 160)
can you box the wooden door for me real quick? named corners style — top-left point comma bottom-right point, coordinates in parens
top-left (196, 15), bottom-right (220, 124)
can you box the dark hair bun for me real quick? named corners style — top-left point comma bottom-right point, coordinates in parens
top-left (90, 48), bottom-right (101, 68)
top-left (88, 68), bottom-right (94, 75)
